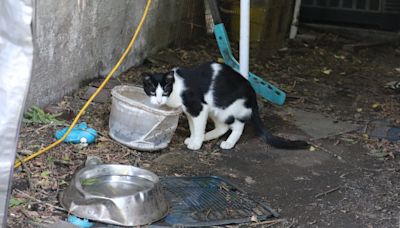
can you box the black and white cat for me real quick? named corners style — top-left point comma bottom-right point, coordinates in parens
top-left (142, 62), bottom-right (309, 150)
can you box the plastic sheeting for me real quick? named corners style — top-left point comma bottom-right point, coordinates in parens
top-left (0, 0), bottom-right (33, 226)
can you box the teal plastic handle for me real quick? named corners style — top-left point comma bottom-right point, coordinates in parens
top-left (213, 23), bottom-right (286, 105)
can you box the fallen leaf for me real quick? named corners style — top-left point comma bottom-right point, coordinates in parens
top-left (9, 198), bottom-right (25, 208)
top-left (62, 153), bottom-right (70, 161)
top-left (356, 108), bottom-right (363, 112)
top-left (245, 176), bottom-right (256, 184)
top-left (40, 170), bottom-right (50, 178)
top-left (81, 178), bottom-right (99, 186)
top-left (371, 102), bottom-right (380, 109)
top-left (141, 163), bottom-right (151, 168)
top-left (334, 54), bottom-right (346, 60)
top-left (250, 215), bottom-right (259, 222)
top-left (38, 179), bottom-right (52, 190)
top-left (24, 210), bottom-right (40, 218)
top-left (18, 149), bottom-right (33, 156)
top-left (309, 146), bottom-right (316, 152)
top-left (368, 149), bottom-right (389, 158)
top-left (294, 176), bottom-right (310, 181)
top-left (321, 68), bottom-right (332, 75)
top-left (229, 173), bottom-right (238, 178)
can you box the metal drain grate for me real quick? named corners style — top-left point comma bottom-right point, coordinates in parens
top-left (151, 176), bottom-right (278, 227)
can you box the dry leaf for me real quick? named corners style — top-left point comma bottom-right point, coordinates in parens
top-left (245, 176), bottom-right (256, 184)
top-left (371, 103), bottom-right (380, 109)
top-left (250, 215), bottom-right (259, 222)
top-left (322, 68), bottom-right (332, 75)
top-left (334, 54), bottom-right (346, 60)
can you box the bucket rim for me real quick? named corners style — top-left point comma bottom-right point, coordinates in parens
top-left (111, 85), bottom-right (182, 116)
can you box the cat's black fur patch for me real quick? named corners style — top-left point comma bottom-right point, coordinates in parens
top-left (225, 116), bottom-right (235, 125)
top-left (181, 91), bottom-right (204, 117)
top-left (238, 116), bottom-right (251, 123)
top-left (176, 62), bottom-right (255, 112)
top-left (213, 65), bottom-right (254, 109)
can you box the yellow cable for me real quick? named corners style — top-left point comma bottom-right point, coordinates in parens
top-left (15, 0), bottom-right (152, 169)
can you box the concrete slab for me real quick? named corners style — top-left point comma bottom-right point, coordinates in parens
top-left (276, 108), bottom-right (360, 139)
top-left (81, 86), bottom-right (110, 103)
top-left (213, 140), bottom-right (366, 227)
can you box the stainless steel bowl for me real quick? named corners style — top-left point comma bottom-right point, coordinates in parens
top-left (60, 164), bottom-right (168, 226)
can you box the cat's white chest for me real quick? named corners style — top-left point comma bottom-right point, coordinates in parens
top-left (166, 92), bottom-right (182, 108)
top-left (166, 74), bottom-right (185, 108)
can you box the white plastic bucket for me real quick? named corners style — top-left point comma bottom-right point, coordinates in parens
top-left (109, 85), bottom-right (181, 151)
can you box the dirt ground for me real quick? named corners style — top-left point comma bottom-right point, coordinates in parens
top-left (8, 29), bottom-right (400, 228)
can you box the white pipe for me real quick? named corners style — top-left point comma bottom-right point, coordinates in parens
top-left (240, 0), bottom-right (250, 78)
top-left (290, 0), bottom-right (302, 39)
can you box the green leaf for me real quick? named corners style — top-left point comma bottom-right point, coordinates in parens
top-left (62, 153), bottom-right (70, 161)
top-left (46, 156), bottom-right (55, 164)
top-left (9, 198), bottom-right (25, 207)
top-left (81, 178), bottom-right (99, 186)
top-left (23, 105), bottom-right (65, 125)
top-left (40, 170), bottom-right (50, 178)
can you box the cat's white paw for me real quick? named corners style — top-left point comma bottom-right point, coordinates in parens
top-left (220, 141), bottom-right (235, 149)
top-left (187, 142), bottom-right (202, 150)
top-left (184, 137), bottom-right (192, 145)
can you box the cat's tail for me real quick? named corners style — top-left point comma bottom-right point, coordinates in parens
top-left (250, 100), bottom-right (310, 150)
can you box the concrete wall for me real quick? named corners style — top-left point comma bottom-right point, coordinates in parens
top-left (28, 0), bottom-right (204, 107)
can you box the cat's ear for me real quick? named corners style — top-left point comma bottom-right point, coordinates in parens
top-left (142, 73), bottom-right (152, 82)
top-left (165, 71), bottom-right (174, 84)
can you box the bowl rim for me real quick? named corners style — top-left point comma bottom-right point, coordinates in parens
top-left (74, 164), bottom-right (160, 199)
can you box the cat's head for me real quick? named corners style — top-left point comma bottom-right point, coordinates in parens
top-left (142, 71), bottom-right (174, 106)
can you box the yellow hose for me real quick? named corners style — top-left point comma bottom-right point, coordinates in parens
top-left (15, 0), bottom-right (152, 169)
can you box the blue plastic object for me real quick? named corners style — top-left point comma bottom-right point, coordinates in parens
top-left (213, 23), bottom-right (286, 105)
top-left (55, 122), bottom-right (97, 144)
top-left (67, 215), bottom-right (94, 228)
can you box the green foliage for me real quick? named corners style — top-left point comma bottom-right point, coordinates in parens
top-left (23, 106), bottom-right (65, 125)
top-left (40, 170), bottom-right (50, 178)
top-left (81, 178), bottom-right (99, 186)
top-left (9, 198), bottom-right (25, 208)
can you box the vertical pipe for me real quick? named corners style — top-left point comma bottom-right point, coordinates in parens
top-left (290, 0), bottom-right (302, 39)
top-left (240, 0), bottom-right (250, 78)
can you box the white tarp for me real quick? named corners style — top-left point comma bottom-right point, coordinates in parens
top-left (0, 0), bottom-right (33, 226)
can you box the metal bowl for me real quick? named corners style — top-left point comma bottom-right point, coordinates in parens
top-left (60, 164), bottom-right (168, 226)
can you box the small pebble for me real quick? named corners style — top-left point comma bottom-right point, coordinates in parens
top-left (245, 176), bottom-right (256, 185)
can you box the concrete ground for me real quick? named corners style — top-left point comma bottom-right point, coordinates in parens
top-left (150, 107), bottom-right (399, 228)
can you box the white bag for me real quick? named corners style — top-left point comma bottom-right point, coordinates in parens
top-left (0, 0), bottom-right (33, 225)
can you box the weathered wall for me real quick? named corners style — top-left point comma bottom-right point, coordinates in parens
top-left (28, 0), bottom-right (204, 107)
